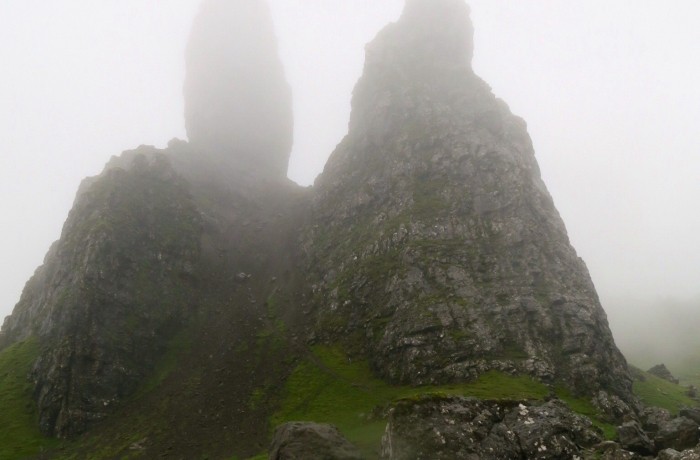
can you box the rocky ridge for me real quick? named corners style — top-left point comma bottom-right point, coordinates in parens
top-left (0, 0), bottom-right (693, 458)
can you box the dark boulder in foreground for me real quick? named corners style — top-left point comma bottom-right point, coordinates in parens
top-left (269, 422), bottom-right (364, 460)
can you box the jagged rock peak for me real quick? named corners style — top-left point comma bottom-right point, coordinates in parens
top-left (184, 0), bottom-right (293, 180)
top-left (348, 0), bottom-right (477, 138)
top-left (310, 0), bottom-right (634, 417)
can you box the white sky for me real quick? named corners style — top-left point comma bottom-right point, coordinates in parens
top-left (1, 1), bottom-right (699, 341)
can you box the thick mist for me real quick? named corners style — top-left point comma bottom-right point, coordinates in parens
top-left (185, 0), bottom-right (292, 178)
top-left (1, 1), bottom-right (698, 368)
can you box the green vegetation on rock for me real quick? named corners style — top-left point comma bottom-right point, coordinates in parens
top-left (0, 338), bottom-right (61, 460)
top-left (271, 345), bottom-right (596, 458)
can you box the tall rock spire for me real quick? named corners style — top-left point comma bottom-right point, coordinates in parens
top-left (184, 0), bottom-right (293, 179)
top-left (307, 0), bottom-right (634, 416)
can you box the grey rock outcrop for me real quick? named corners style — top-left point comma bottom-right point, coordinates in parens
top-left (305, 0), bottom-right (634, 414)
top-left (617, 420), bottom-right (654, 455)
top-left (648, 364), bottom-right (680, 384)
top-left (184, 0), bottom-right (293, 179)
top-left (1, 155), bottom-right (201, 437)
top-left (583, 441), bottom-right (645, 459)
top-left (658, 447), bottom-right (700, 460)
top-left (641, 406), bottom-right (673, 432)
top-left (654, 417), bottom-right (700, 452)
top-left (381, 395), bottom-right (602, 459)
top-left (680, 408), bottom-right (700, 425)
top-left (269, 422), bottom-right (364, 460)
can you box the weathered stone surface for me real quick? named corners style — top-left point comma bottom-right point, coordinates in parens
top-left (381, 395), bottom-right (602, 459)
top-left (184, 0), bottom-right (293, 179)
top-left (305, 0), bottom-right (634, 414)
top-left (1, 155), bottom-right (202, 437)
top-left (269, 422), bottom-right (364, 460)
top-left (657, 447), bottom-right (700, 460)
top-left (680, 408), bottom-right (700, 425)
top-left (648, 364), bottom-right (680, 384)
top-left (582, 441), bottom-right (645, 460)
top-left (641, 406), bottom-right (673, 432)
top-left (655, 417), bottom-right (700, 452)
top-left (617, 420), bottom-right (654, 455)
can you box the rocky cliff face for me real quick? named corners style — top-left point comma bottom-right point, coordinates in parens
top-left (184, 0), bottom-right (293, 180)
top-left (306, 0), bottom-right (633, 414)
top-left (0, 0), bottom-right (641, 452)
top-left (1, 155), bottom-right (202, 436)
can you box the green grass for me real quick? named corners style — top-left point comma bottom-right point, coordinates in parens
top-left (0, 338), bottom-right (63, 460)
top-left (632, 367), bottom-right (696, 414)
top-left (556, 387), bottom-right (616, 439)
top-left (272, 346), bottom-right (553, 458)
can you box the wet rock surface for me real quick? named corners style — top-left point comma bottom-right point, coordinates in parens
top-left (380, 395), bottom-right (602, 459)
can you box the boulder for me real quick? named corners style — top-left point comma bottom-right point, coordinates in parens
top-left (688, 386), bottom-right (698, 399)
top-left (381, 395), bottom-right (602, 459)
top-left (657, 447), bottom-right (700, 460)
top-left (617, 420), bottom-right (654, 455)
top-left (583, 441), bottom-right (646, 459)
top-left (655, 417), bottom-right (700, 451)
top-left (680, 408), bottom-right (700, 425)
top-left (269, 422), bottom-right (364, 460)
top-left (641, 406), bottom-right (672, 432)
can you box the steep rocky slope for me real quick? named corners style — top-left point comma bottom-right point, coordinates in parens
top-left (0, 0), bottom-right (666, 458)
top-left (0, 0), bottom-right (303, 443)
top-left (305, 0), bottom-right (633, 415)
top-left (1, 156), bottom-right (202, 437)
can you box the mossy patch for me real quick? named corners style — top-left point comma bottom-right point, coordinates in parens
top-left (272, 345), bottom-right (551, 458)
top-left (0, 338), bottom-right (63, 460)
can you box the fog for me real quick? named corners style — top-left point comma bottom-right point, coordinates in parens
top-left (1, 1), bottom-right (698, 366)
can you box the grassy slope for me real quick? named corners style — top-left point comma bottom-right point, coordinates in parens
top-left (3, 335), bottom-right (696, 460)
top-left (257, 346), bottom-right (614, 459)
top-left (0, 339), bottom-right (62, 460)
top-left (631, 366), bottom-right (696, 414)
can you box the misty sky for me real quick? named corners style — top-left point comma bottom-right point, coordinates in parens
top-left (1, 1), bottom-right (698, 345)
